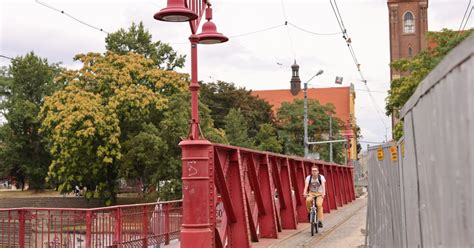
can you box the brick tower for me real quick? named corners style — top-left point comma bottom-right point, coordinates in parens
top-left (388, 0), bottom-right (428, 127)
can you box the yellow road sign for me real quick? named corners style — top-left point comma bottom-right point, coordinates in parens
top-left (377, 147), bottom-right (384, 161)
top-left (390, 146), bottom-right (398, 161)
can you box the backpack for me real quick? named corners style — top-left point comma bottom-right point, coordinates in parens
top-left (309, 174), bottom-right (322, 186)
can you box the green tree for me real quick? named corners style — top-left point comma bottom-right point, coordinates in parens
top-left (105, 22), bottom-right (185, 70)
top-left (0, 53), bottom-right (60, 190)
top-left (40, 52), bottom-right (188, 205)
top-left (255, 123), bottom-right (282, 153)
top-left (147, 92), bottom-right (226, 200)
top-left (121, 123), bottom-right (165, 194)
top-left (277, 99), bottom-right (345, 164)
top-left (200, 81), bottom-right (275, 138)
top-left (387, 29), bottom-right (473, 140)
top-left (224, 108), bottom-right (254, 148)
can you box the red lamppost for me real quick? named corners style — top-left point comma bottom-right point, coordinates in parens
top-left (154, 1), bottom-right (228, 247)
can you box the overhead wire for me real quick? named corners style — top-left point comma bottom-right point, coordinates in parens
top-left (280, 0), bottom-right (297, 60)
top-left (329, 0), bottom-right (389, 139)
top-left (35, 0), bottom-right (109, 34)
top-left (457, 0), bottom-right (472, 35)
top-left (0, 55), bottom-right (13, 60)
top-left (229, 24), bottom-right (285, 38)
top-left (461, 6), bottom-right (474, 32)
top-left (287, 22), bottom-right (342, 36)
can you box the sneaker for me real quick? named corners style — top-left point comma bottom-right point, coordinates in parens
top-left (318, 221), bottom-right (323, 228)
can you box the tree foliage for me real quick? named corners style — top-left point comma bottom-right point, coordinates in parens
top-left (387, 29), bottom-right (473, 140)
top-left (255, 123), bottom-right (282, 153)
top-left (105, 22), bottom-right (185, 70)
top-left (0, 53), bottom-right (60, 189)
top-left (143, 92), bottom-right (226, 200)
top-left (276, 99), bottom-right (345, 164)
top-left (200, 81), bottom-right (275, 138)
top-left (40, 52), bottom-right (188, 204)
top-left (224, 108), bottom-right (254, 148)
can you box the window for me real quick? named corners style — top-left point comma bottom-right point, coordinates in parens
top-left (408, 47), bottom-right (413, 56)
top-left (404, 12), bottom-right (415, 33)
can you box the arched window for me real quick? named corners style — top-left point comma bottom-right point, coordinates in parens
top-left (404, 12), bottom-right (415, 33)
top-left (408, 47), bottom-right (413, 56)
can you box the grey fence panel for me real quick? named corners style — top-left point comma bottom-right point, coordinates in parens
top-left (400, 34), bottom-right (474, 247)
top-left (367, 143), bottom-right (403, 248)
top-left (397, 138), bottom-right (407, 248)
top-left (368, 34), bottom-right (474, 247)
top-left (401, 113), bottom-right (422, 247)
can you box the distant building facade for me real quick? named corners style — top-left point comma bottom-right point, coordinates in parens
top-left (251, 86), bottom-right (357, 161)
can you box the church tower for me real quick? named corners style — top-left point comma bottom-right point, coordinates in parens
top-left (290, 61), bottom-right (301, 96)
top-left (388, 0), bottom-right (428, 127)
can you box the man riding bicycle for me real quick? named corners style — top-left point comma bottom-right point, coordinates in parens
top-left (302, 165), bottom-right (326, 228)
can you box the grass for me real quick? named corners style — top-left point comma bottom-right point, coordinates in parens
top-left (0, 189), bottom-right (63, 198)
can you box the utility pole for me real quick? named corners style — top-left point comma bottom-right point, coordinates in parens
top-left (329, 115), bottom-right (333, 163)
top-left (303, 69), bottom-right (324, 158)
top-left (304, 81), bottom-right (309, 157)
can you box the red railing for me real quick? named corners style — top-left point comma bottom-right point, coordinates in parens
top-left (0, 200), bottom-right (182, 248)
top-left (210, 144), bottom-right (356, 247)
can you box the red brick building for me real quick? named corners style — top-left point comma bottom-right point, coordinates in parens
top-left (251, 86), bottom-right (358, 160)
top-left (388, 0), bottom-right (428, 126)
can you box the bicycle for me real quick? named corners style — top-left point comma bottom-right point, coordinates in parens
top-left (309, 195), bottom-right (321, 236)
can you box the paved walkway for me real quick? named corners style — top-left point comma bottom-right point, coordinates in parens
top-left (165, 195), bottom-right (368, 248)
top-left (258, 195), bottom-right (368, 248)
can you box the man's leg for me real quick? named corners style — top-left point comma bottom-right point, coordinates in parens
top-left (316, 192), bottom-right (324, 221)
top-left (305, 193), bottom-right (315, 213)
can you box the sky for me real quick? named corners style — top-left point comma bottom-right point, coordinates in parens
top-left (0, 0), bottom-right (472, 147)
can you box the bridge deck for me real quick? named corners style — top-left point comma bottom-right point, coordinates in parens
top-left (165, 194), bottom-right (367, 248)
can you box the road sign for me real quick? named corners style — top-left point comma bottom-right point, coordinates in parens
top-left (390, 146), bottom-right (398, 161)
top-left (377, 147), bottom-right (384, 161)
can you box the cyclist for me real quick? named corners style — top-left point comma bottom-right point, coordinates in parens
top-left (302, 165), bottom-right (326, 228)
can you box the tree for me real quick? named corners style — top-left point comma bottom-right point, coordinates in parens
top-left (40, 52), bottom-right (188, 205)
top-left (255, 123), bottom-right (282, 153)
top-left (276, 99), bottom-right (345, 164)
top-left (105, 22), bottom-right (185, 70)
top-left (121, 123), bottom-right (166, 195)
top-left (387, 29), bottom-right (473, 140)
top-left (147, 92), bottom-right (226, 200)
top-left (224, 108), bottom-right (254, 148)
top-left (200, 81), bottom-right (275, 138)
top-left (0, 53), bottom-right (61, 190)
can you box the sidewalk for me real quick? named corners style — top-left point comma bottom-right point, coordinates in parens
top-left (258, 194), bottom-right (367, 248)
top-left (165, 194), bottom-right (368, 248)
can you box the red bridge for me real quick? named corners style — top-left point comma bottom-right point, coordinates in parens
top-left (0, 143), bottom-right (355, 248)
top-left (0, 1), bottom-right (356, 247)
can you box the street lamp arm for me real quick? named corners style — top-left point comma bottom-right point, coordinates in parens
top-left (307, 139), bottom-right (347, 145)
top-left (304, 69), bottom-right (324, 84)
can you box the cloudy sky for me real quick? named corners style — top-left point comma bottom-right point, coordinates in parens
top-left (1, 0), bottom-right (472, 146)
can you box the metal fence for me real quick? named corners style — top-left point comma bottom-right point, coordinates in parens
top-left (367, 34), bottom-right (474, 247)
top-left (366, 141), bottom-right (404, 248)
top-left (0, 200), bottom-right (182, 248)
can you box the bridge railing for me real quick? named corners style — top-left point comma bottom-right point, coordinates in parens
top-left (210, 144), bottom-right (355, 247)
top-left (0, 200), bottom-right (182, 248)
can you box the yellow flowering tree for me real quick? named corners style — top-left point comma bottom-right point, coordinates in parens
top-left (40, 52), bottom-right (187, 204)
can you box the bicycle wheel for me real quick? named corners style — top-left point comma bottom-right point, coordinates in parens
top-left (310, 211), bottom-right (315, 236)
top-left (314, 217), bottom-right (319, 234)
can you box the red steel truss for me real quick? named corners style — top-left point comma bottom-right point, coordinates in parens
top-left (181, 143), bottom-right (356, 247)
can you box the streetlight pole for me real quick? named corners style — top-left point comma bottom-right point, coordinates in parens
top-left (304, 70), bottom-right (324, 158)
top-left (329, 114), bottom-right (333, 163)
top-left (154, 1), bottom-right (228, 246)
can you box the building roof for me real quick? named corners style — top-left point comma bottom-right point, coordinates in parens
top-left (251, 87), bottom-right (353, 126)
